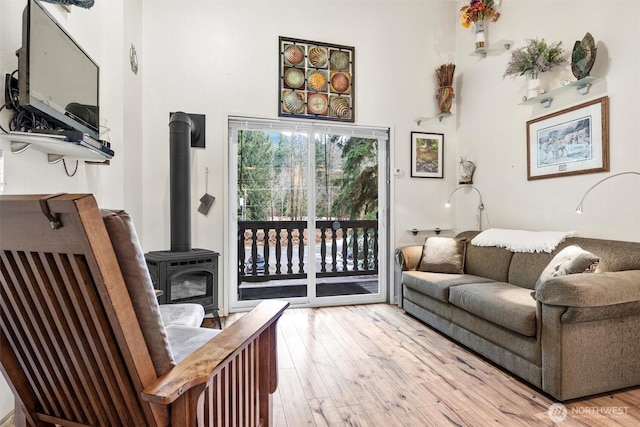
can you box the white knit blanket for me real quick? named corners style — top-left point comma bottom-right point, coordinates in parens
top-left (470, 228), bottom-right (577, 253)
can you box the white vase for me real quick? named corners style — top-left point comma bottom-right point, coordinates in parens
top-left (526, 73), bottom-right (540, 99)
top-left (474, 21), bottom-right (485, 49)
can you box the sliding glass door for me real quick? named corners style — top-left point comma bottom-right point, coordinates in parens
top-left (229, 117), bottom-right (389, 310)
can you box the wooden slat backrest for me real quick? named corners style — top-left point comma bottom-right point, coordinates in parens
top-left (0, 194), bottom-right (166, 427)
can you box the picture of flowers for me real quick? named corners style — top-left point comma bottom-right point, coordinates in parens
top-left (411, 132), bottom-right (444, 178)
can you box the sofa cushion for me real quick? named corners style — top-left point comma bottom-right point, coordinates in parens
top-left (509, 241), bottom-right (602, 290)
top-left (165, 325), bottom-right (222, 363)
top-left (403, 271), bottom-right (495, 302)
top-left (508, 251), bottom-right (560, 290)
top-left (101, 209), bottom-right (176, 376)
top-left (419, 237), bottom-right (466, 274)
top-left (449, 282), bottom-right (537, 336)
top-left (455, 231), bottom-right (514, 282)
top-left (466, 245), bottom-right (514, 282)
top-left (159, 303), bottom-right (205, 328)
top-left (535, 245), bottom-right (599, 289)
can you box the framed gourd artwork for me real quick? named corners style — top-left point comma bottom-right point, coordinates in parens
top-left (278, 36), bottom-right (355, 122)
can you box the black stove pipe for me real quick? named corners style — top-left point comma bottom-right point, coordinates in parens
top-left (169, 112), bottom-right (193, 252)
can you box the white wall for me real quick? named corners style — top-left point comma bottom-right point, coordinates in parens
top-left (0, 0), bottom-right (141, 418)
top-left (122, 0), bottom-right (145, 235)
top-left (141, 0), bottom-right (640, 308)
top-left (2, 0), bottom-right (640, 420)
top-left (0, 0), bottom-right (129, 209)
top-left (454, 0), bottom-right (640, 241)
top-left (140, 0), bottom-right (459, 304)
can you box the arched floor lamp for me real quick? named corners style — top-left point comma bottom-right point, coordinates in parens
top-left (575, 172), bottom-right (640, 213)
top-left (445, 185), bottom-right (485, 230)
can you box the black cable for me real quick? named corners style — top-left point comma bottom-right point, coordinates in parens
top-left (4, 70), bottom-right (87, 178)
top-left (3, 70), bottom-right (56, 134)
top-left (10, 108), bottom-right (53, 133)
top-left (1, 70), bottom-right (19, 134)
top-left (6, 71), bottom-right (19, 109)
top-left (0, 103), bottom-right (9, 134)
top-left (63, 158), bottom-right (79, 177)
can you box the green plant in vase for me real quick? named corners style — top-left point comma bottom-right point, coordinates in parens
top-left (503, 38), bottom-right (567, 99)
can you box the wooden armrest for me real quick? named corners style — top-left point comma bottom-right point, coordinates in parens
top-left (154, 289), bottom-right (164, 297)
top-left (141, 300), bottom-right (288, 405)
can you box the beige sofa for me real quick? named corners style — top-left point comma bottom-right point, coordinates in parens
top-left (395, 230), bottom-right (640, 401)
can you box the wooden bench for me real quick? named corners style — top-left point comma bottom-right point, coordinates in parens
top-left (0, 193), bottom-right (288, 426)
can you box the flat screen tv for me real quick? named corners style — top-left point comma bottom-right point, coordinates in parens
top-left (17, 0), bottom-right (100, 140)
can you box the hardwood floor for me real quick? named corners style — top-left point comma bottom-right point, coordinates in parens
top-left (233, 303), bottom-right (640, 427)
top-left (4, 304), bottom-right (638, 426)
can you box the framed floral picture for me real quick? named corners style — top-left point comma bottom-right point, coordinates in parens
top-left (411, 132), bottom-right (444, 178)
top-left (526, 96), bottom-right (609, 180)
top-left (278, 36), bottom-right (355, 122)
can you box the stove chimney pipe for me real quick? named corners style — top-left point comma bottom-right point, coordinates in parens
top-left (169, 112), bottom-right (193, 252)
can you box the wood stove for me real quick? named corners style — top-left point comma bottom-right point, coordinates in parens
top-left (145, 249), bottom-right (220, 326)
top-left (144, 112), bottom-right (221, 326)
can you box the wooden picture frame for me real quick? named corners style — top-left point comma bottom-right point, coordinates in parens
top-left (278, 36), bottom-right (355, 122)
top-left (526, 96), bottom-right (609, 180)
top-left (411, 131), bottom-right (444, 178)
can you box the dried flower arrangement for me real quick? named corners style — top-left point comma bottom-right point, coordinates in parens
top-left (503, 38), bottom-right (567, 78)
top-left (436, 63), bottom-right (456, 87)
top-left (459, 0), bottom-right (501, 28)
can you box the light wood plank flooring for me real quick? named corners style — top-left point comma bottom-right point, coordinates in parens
top-left (230, 303), bottom-right (640, 427)
top-left (4, 304), bottom-right (638, 426)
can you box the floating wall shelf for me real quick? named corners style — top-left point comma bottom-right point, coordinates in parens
top-left (470, 39), bottom-right (514, 58)
top-left (2, 131), bottom-right (113, 164)
top-left (408, 228), bottom-right (447, 236)
top-left (415, 113), bottom-right (452, 126)
top-left (519, 76), bottom-right (600, 108)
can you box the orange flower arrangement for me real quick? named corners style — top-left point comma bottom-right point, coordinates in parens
top-left (460, 0), bottom-right (501, 28)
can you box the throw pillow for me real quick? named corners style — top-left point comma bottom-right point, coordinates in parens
top-left (419, 236), bottom-right (466, 274)
top-left (534, 244), bottom-right (600, 289)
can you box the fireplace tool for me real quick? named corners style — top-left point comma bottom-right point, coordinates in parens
top-left (198, 167), bottom-right (215, 215)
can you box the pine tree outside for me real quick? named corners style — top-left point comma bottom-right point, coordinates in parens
top-left (236, 128), bottom-right (380, 300)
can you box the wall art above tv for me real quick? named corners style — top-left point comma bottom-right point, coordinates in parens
top-left (278, 36), bottom-right (355, 123)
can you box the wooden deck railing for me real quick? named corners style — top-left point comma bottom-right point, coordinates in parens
top-left (238, 220), bottom-right (378, 283)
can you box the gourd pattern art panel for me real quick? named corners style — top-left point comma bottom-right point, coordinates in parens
top-left (279, 36), bottom-right (355, 122)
